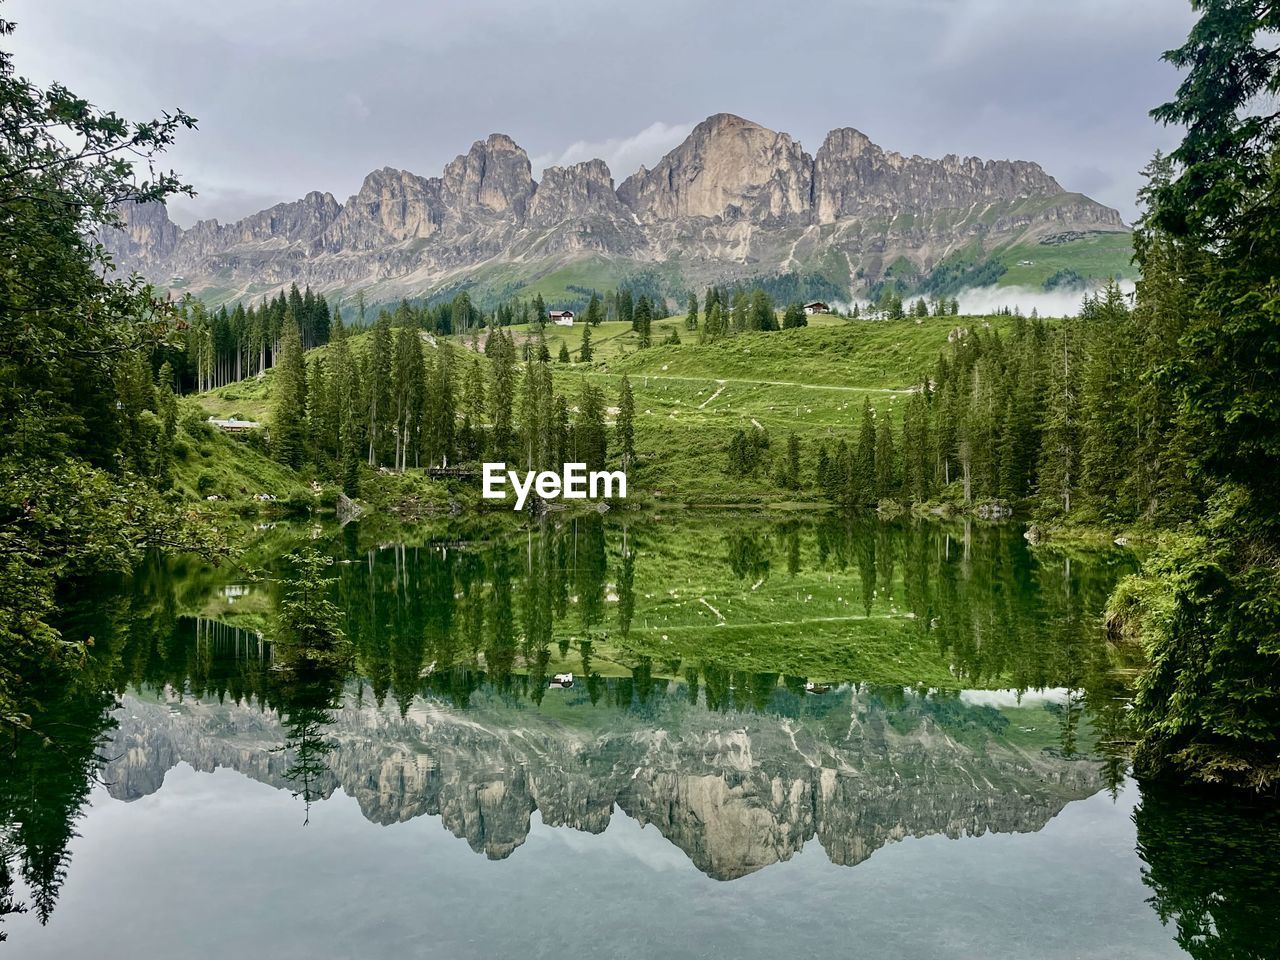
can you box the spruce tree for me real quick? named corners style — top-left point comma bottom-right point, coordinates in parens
top-left (616, 375), bottom-right (635, 469)
top-left (574, 381), bottom-right (607, 470)
top-left (271, 317), bottom-right (308, 469)
top-left (854, 399), bottom-right (876, 504)
top-left (782, 303), bottom-right (807, 329)
top-left (635, 296), bottom-right (653, 348)
top-left (874, 418), bottom-right (897, 500)
top-left (366, 311), bottom-right (393, 467)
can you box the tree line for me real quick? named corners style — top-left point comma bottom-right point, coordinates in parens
top-left (271, 315), bottom-right (637, 492)
top-left (727, 283), bottom-right (1187, 527)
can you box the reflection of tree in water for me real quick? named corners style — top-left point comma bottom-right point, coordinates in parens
top-left (269, 549), bottom-right (351, 823)
top-left (0, 578), bottom-right (131, 940)
top-left (1135, 783), bottom-right (1280, 960)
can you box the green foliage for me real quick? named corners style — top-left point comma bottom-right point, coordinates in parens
top-left (274, 548), bottom-right (351, 671)
top-left (0, 15), bottom-right (216, 729)
top-left (616, 375), bottom-right (635, 469)
top-left (1114, 492), bottom-right (1280, 792)
top-left (1114, 1), bottom-right (1280, 792)
top-left (1042, 268), bottom-right (1086, 291)
top-left (919, 257), bottom-right (1008, 297)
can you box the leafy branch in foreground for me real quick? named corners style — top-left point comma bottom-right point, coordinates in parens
top-left (0, 7), bottom-right (201, 733)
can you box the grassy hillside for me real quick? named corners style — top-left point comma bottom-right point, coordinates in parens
top-left (993, 231), bottom-right (1136, 288)
top-left (169, 400), bottom-right (316, 505)
top-left (194, 311), bottom-right (1042, 506)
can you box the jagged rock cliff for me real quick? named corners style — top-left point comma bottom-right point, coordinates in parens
top-left (617, 113), bottom-right (814, 224)
top-left (103, 686), bottom-right (1103, 881)
top-left (104, 113), bottom-right (1127, 305)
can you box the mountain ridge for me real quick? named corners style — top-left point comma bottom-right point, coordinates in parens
top-left (105, 112), bottom-right (1129, 307)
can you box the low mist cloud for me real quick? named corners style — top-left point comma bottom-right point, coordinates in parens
top-left (957, 282), bottom-right (1135, 318)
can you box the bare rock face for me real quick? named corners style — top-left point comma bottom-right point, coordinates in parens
top-left (812, 127), bottom-right (1070, 223)
top-left (102, 112), bottom-right (1129, 304)
top-left (527, 159), bottom-right (628, 224)
top-left (440, 133), bottom-right (535, 221)
top-left (326, 168), bottom-right (442, 250)
top-left (524, 159), bottom-right (647, 258)
top-left (617, 114), bottom-right (813, 224)
top-left (229, 190), bottom-right (342, 248)
top-left (103, 200), bottom-right (181, 267)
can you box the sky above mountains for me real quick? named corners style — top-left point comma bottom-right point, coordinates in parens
top-left (9, 0), bottom-right (1197, 226)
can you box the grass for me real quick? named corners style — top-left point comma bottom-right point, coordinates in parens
top-left (192, 311), bottom-right (1045, 506)
top-left (170, 401), bottom-right (314, 504)
top-left (994, 231), bottom-right (1135, 288)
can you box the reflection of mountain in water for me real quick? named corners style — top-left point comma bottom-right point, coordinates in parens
top-left (104, 685), bottom-right (1102, 881)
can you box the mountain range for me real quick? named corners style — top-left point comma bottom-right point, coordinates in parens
top-left (104, 113), bottom-right (1131, 309)
top-left (104, 684), bottom-right (1102, 881)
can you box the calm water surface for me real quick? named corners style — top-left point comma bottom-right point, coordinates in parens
top-left (2, 514), bottom-right (1277, 958)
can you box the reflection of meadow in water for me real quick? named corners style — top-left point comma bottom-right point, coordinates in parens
top-left (134, 513), bottom-right (1139, 702)
top-left (2, 514), bottom-right (1277, 958)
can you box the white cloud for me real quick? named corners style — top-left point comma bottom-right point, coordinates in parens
top-left (957, 281), bottom-right (1136, 318)
top-left (531, 120), bottom-right (696, 182)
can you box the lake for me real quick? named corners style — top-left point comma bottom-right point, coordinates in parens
top-left (2, 513), bottom-right (1277, 958)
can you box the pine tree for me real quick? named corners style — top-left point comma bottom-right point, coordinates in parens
top-left (155, 361), bottom-right (178, 487)
top-left (685, 291), bottom-right (698, 331)
top-left (488, 331), bottom-right (517, 461)
top-left (574, 381), bottom-right (607, 470)
top-left (750, 289), bottom-right (777, 331)
top-left (585, 292), bottom-right (603, 326)
top-left (307, 356), bottom-right (334, 472)
top-left (777, 432), bottom-right (800, 489)
top-left (854, 399), bottom-right (876, 504)
top-left (579, 324), bottom-right (594, 362)
top-left (272, 317), bottom-right (308, 468)
top-left (635, 296), bottom-right (652, 348)
top-left (1038, 324), bottom-right (1080, 514)
top-left (519, 357), bottom-right (549, 470)
top-left (392, 325), bottom-right (424, 471)
top-left (557, 341), bottom-right (570, 363)
top-left (815, 442), bottom-right (832, 495)
top-left (459, 354), bottom-right (486, 462)
top-left (366, 311), bottom-right (393, 467)
top-left (424, 339), bottom-right (456, 468)
top-left (731, 289), bottom-right (749, 333)
top-left (874, 418), bottom-right (897, 500)
top-left (328, 317), bottom-right (361, 494)
top-left (616, 375), bottom-right (635, 469)
top-left (782, 303), bottom-right (807, 329)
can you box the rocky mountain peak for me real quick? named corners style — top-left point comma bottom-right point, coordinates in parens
top-left (617, 113), bottom-right (813, 224)
top-left (528, 158), bottom-right (628, 223)
top-left (441, 133), bottom-right (535, 219)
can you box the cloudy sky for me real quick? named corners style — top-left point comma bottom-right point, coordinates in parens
top-left (8, 0), bottom-right (1197, 226)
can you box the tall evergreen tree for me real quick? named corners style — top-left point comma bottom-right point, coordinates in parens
top-left (616, 375), bottom-right (635, 469)
top-left (271, 317), bottom-right (308, 468)
top-left (366, 311), bottom-right (393, 467)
